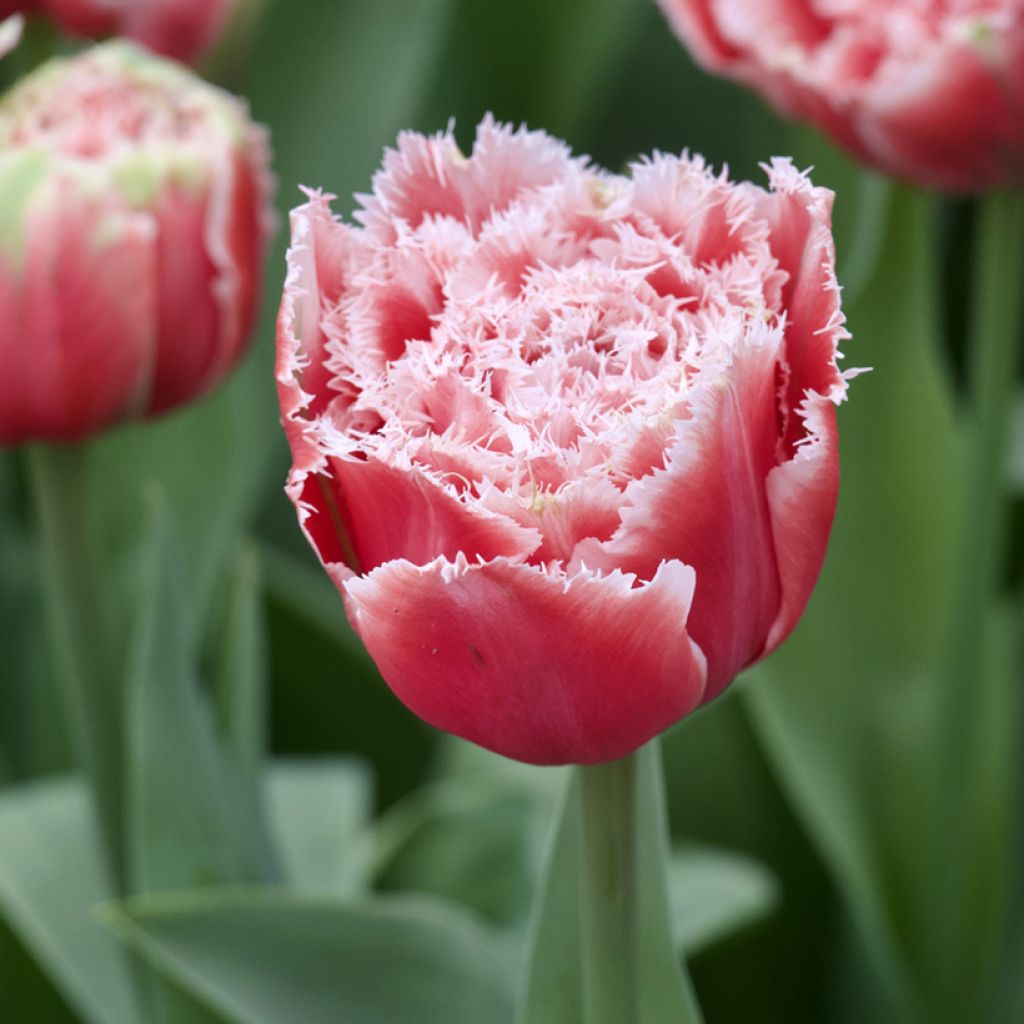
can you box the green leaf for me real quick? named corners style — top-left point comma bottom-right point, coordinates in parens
top-left (428, 0), bottom-right (644, 143)
top-left (515, 743), bottom-right (704, 1024)
top-left (259, 544), bottom-right (377, 679)
top-left (0, 778), bottom-right (139, 1024)
top-left (260, 543), bottom-right (434, 809)
top-left (372, 772), bottom-right (541, 925)
top-left (102, 891), bottom-right (516, 1024)
top-left (266, 759), bottom-right (373, 896)
top-left (0, 913), bottom-right (81, 1024)
top-left (744, 188), bottom-right (963, 1021)
top-left (212, 544), bottom-right (268, 788)
top-left (668, 847), bottom-right (778, 956)
top-left (0, 453), bottom-right (68, 781)
top-left (513, 776), bottom-right (583, 1024)
top-left (89, 360), bottom-right (280, 639)
top-left (125, 493), bottom-right (274, 894)
top-left (634, 744), bottom-right (705, 1024)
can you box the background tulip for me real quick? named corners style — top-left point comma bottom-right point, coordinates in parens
top-left (3, 0), bottom-right (238, 63)
top-left (656, 0), bottom-right (1024, 192)
top-left (277, 118), bottom-right (849, 766)
top-left (0, 40), bottom-right (274, 444)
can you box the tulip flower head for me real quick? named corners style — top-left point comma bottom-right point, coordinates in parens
top-left (3, 0), bottom-right (238, 63)
top-left (657, 0), bottom-right (1024, 192)
top-left (0, 41), bottom-right (274, 444)
top-left (278, 118), bottom-right (849, 765)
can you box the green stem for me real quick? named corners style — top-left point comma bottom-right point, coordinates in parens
top-left (578, 753), bottom-right (641, 1024)
top-left (27, 443), bottom-right (124, 891)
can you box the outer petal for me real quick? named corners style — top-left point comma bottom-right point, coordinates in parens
top-left (317, 456), bottom-right (541, 576)
top-left (856, 36), bottom-right (1024, 191)
top-left (755, 159), bottom-right (846, 450)
top-left (43, 0), bottom-right (233, 62)
top-left (148, 137), bottom-right (271, 414)
top-left (276, 193), bottom-right (367, 477)
top-left (44, 0), bottom-right (117, 36)
top-left (146, 178), bottom-right (221, 413)
top-left (0, 163), bottom-right (158, 443)
top-left (763, 395), bottom-right (839, 653)
top-left (574, 334), bottom-right (783, 700)
top-left (122, 0), bottom-right (234, 63)
top-left (343, 557), bottom-right (708, 765)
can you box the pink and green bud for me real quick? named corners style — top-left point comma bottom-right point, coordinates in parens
top-left (0, 40), bottom-right (274, 444)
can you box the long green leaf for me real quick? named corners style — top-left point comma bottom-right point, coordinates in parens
top-left (266, 759), bottom-right (373, 896)
top-left (125, 493), bottom-right (274, 895)
top-left (102, 891), bottom-right (516, 1024)
top-left (0, 779), bottom-right (139, 1024)
top-left (745, 187), bottom-right (965, 1022)
top-left (668, 847), bottom-right (778, 955)
top-left (372, 773), bottom-right (540, 926)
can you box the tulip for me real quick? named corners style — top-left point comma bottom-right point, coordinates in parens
top-left (277, 118), bottom-right (849, 765)
top-left (5, 0), bottom-right (238, 63)
top-left (656, 0), bottom-right (1024, 192)
top-left (0, 41), bottom-right (274, 444)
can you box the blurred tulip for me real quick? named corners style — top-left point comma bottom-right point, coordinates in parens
top-left (656, 0), bottom-right (1024, 192)
top-left (3, 0), bottom-right (238, 63)
top-left (0, 41), bottom-right (274, 444)
top-left (277, 118), bottom-right (849, 765)
top-left (47, 0), bottom-right (236, 62)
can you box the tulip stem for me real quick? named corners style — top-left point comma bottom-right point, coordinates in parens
top-left (27, 443), bottom-right (125, 892)
top-left (578, 752), bottom-right (641, 1024)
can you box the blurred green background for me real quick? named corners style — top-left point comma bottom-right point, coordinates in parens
top-left (1, 1), bottom-right (1021, 1022)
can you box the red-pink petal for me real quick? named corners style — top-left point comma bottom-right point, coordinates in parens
top-left (343, 557), bottom-right (708, 765)
top-left (755, 160), bottom-right (847, 451)
top-left (276, 194), bottom-right (366, 476)
top-left (0, 176), bottom-right (158, 444)
top-left (574, 336), bottom-right (783, 699)
top-left (295, 456), bottom-right (540, 578)
top-left (359, 116), bottom-right (576, 239)
top-left (763, 394), bottom-right (839, 653)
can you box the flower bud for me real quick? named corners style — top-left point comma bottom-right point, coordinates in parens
top-left (10, 0), bottom-right (239, 63)
top-left (0, 41), bottom-right (274, 444)
top-left (657, 0), bottom-right (1024, 193)
top-left (277, 118), bottom-right (849, 766)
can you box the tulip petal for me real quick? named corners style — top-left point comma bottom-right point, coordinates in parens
top-left (293, 456), bottom-right (541, 582)
top-left (146, 180), bottom-right (221, 413)
top-left (360, 115), bottom-right (577, 238)
top-left (756, 160), bottom-right (847, 446)
top-left (573, 334), bottom-right (783, 699)
top-left (343, 556), bottom-right (707, 765)
top-left (277, 193), bottom-right (373, 476)
top-left (0, 169), bottom-right (159, 443)
top-left (763, 395), bottom-right (839, 653)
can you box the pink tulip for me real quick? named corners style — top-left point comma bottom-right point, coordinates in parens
top-left (3, 0), bottom-right (236, 63)
top-left (46, 0), bottom-right (235, 62)
top-left (277, 118), bottom-right (849, 765)
top-left (657, 0), bottom-right (1024, 192)
top-left (0, 41), bottom-right (274, 444)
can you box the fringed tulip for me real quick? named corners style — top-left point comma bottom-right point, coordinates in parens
top-left (277, 118), bottom-right (849, 765)
top-left (0, 41), bottom-right (274, 444)
top-left (656, 0), bottom-right (1024, 192)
